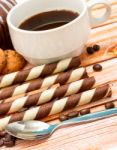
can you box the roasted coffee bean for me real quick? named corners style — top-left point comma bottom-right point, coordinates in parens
top-left (80, 109), bottom-right (90, 115)
top-left (4, 134), bottom-right (13, 141)
top-left (93, 44), bottom-right (100, 51)
top-left (87, 47), bottom-right (94, 54)
top-left (105, 102), bottom-right (115, 109)
top-left (93, 64), bottom-right (102, 71)
top-left (3, 134), bottom-right (16, 147)
top-left (67, 111), bottom-right (78, 119)
top-left (0, 132), bottom-right (16, 147)
top-left (0, 139), bottom-right (4, 147)
top-left (0, 131), bottom-right (7, 137)
top-left (59, 114), bottom-right (68, 121)
top-left (4, 140), bottom-right (15, 147)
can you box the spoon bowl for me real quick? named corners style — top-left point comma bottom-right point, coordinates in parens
top-left (6, 121), bottom-right (57, 140)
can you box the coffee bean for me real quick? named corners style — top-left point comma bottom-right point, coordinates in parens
top-left (93, 64), bottom-right (102, 72)
top-left (80, 109), bottom-right (90, 115)
top-left (59, 114), bottom-right (68, 121)
top-left (4, 140), bottom-right (15, 147)
top-left (93, 44), bottom-right (100, 51)
top-left (0, 139), bottom-right (4, 147)
top-left (87, 47), bottom-right (94, 54)
top-left (0, 131), bottom-right (7, 137)
top-left (4, 134), bottom-right (13, 141)
top-left (3, 134), bottom-right (16, 147)
top-left (105, 102), bottom-right (115, 109)
top-left (67, 111), bottom-right (78, 119)
top-left (0, 132), bottom-right (16, 147)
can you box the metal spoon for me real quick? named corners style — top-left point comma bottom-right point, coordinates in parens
top-left (5, 108), bottom-right (117, 140)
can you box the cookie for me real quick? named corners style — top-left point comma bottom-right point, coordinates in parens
top-left (0, 49), bottom-right (6, 73)
top-left (2, 50), bottom-right (26, 74)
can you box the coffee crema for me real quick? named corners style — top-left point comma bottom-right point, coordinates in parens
top-left (19, 10), bottom-right (79, 31)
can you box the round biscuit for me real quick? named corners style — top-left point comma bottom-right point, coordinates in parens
top-left (2, 50), bottom-right (26, 74)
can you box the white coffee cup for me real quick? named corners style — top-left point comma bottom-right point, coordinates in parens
top-left (7, 0), bottom-right (111, 65)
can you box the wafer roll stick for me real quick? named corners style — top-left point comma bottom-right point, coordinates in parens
top-left (0, 77), bottom-right (95, 115)
top-left (0, 84), bottom-right (60, 104)
top-left (0, 84), bottom-right (111, 130)
top-left (0, 56), bottom-right (81, 88)
top-left (0, 67), bottom-right (87, 100)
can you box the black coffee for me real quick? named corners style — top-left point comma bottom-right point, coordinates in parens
top-left (19, 10), bottom-right (79, 31)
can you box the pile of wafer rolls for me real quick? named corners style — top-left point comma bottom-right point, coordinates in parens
top-left (0, 55), bottom-right (115, 131)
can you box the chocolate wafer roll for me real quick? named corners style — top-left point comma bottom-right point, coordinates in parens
top-left (0, 67), bottom-right (87, 100)
top-left (0, 56), bottom-right (81, 88)
top-left (0, 77), bottom-right (95, 115)
top-left (0, 84), bottom-right (111, 130)
top-left (0, 84), bottom-right (60, 104)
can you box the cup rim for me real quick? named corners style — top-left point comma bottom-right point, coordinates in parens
top-left (7, 0), bottom-right (87, 34)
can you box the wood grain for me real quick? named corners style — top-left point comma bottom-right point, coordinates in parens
top-left (1, 0), bottom-right (117, 149)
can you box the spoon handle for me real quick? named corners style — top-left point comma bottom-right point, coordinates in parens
top-left (58, 108), bottom-right (117, 128)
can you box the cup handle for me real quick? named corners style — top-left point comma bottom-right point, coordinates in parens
top-left (87, 0), bottom-right (111, 28)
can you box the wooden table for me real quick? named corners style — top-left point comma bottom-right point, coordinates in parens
top-left (1, 0), bottom-right (117, 149)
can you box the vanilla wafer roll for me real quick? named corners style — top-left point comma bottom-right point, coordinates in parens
top-left (0, 84), bottom-right (60, 104)
top-left (0, 84), bottom-right (111, 130)
top-left (0, 67), bottom-right (87, 100)
top-left (0, 56), bottom-right (81, 88)
top-left (0, 77), bottom-right (95, 115)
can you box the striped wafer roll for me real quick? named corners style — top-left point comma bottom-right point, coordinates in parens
top-left (0, 56), bottom-right (81, 88)
top-left (0, 67), bottom-right (87, 100)
top-left (0, 77), bottom-right (95, 115)
top-left (0, 84), bottom-right (111, 130)
top-left (0, 84), bottom-right (60, 104)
